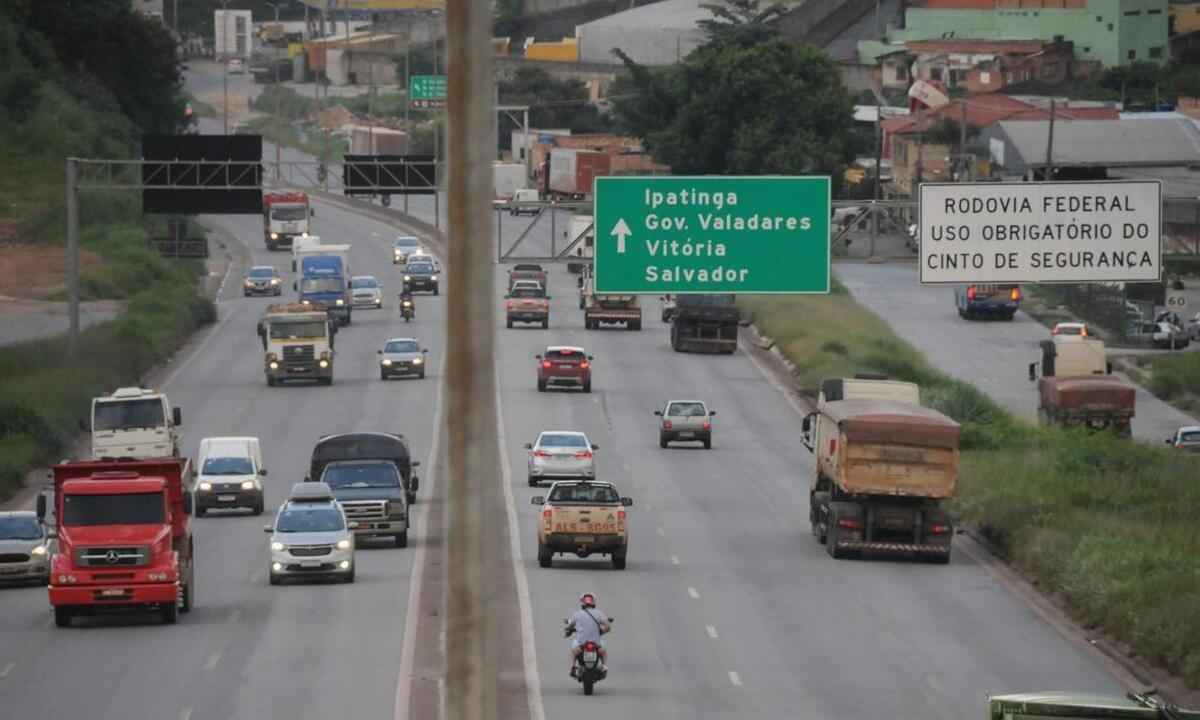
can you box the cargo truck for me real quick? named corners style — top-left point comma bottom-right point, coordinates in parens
top-left (1028, 337), bottom-right (1135, 437)
top-left (540, 148), bottom-right (610, 200)
top-left (670, 294), bottom-right (739, 353)
top-left (257, 303), bottom-right (336, 386)
top-left (38, 457), bottom-right (196, 627)
top-left (580, 270), bottom-right (640, 330)
top-left (295, 244), bottom-right (353, 326)
top-left (291, 233), bottom-right (321, 272)
top-left (801, 376), bottom-right (960, 563)
top-left (566, 213), bottom-right (593, 274)
top-left (262, 191), bottom-right (312, 251)
top-left (493, 161), bottom-right (528, 202)
top-left (85, 387), bottom-right (183, 460)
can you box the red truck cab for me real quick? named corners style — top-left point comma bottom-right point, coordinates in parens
top-left (38, 458), bottom-right (196, 627)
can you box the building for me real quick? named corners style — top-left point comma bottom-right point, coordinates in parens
top-left (879, 38), bottom-right (1086, 92)
top-left (575, 0), bottom-right (708, 66)
top-left (215, 9), bottom-right (253, 60)
top-left (872, 0), bottom-right (1170, 68)
top-left (1171, 0), bottom-right (1200, 34)
top-left (132, 0), bottom-right (163, 23)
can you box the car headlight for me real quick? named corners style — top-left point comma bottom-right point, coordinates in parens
top-left (413, 357), bottom-right (423, 364)
top-left (404, 275), bottom-right (411, 281)
top-left (31, 545), bottom-right (47, 557)
top-left (335, 299), bottom-right (344, 306)
top-left (271, 542), bottom-right (285, 552)
top-left (244, 279), bottom-right (254, 287)
top-left (241, 480), bottom-right (256, 490)
top-left (271, 233), bottom-right (279, 239)
top-left (402, 300), bottom-right (412, 307)
top-left (301, 300), bottom-right (311, 305)
top-left (336, 539), bottom-right (352, 550)
top-left (268, 361), bottom-right (279, 370)
top-left (199, 481), bottom-right (213, 491)
top-left (270, 278), bottom-right (280, 285)
top-left (319, 360), bottom-right (329, 368)
top-left (381, 358), bottom-right (393, 366)
top-left (431, 275), bottom-right (438, 282)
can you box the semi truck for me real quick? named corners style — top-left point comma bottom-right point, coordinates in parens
top-left (580, 269), bottom-right (641, 330)
top-left (257, 303), bottom-right (336, 386)
top-left (262, 192), bottom-right (312, 251)
top-left (1028, 336), bottom-right (1135, 437)
top-left (295, 244), bottom-right (352, 326)
top-left (493, 161), bottom-right (528, 202)
top-left (801, 376), bottom-right (960, 563)
top-left (37, 457), bottom-right (196, 627)
top-left (540, 148), bottom-right (610, 200)
top-left (670, 294), bottom-right (739, 353)
top-left (86, 387), bottom-right (183, 460)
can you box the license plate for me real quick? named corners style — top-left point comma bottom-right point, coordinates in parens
top-left (583, 651), bottom-right (597, 662)
top-left (100, 588), bottom-right (125, 597)
top-left (300, 560), bottom-right (323, 568)
top-left (0, 567), bottom-right (23, 575)
top-left (575, 536), bottom-right (595, 543)
top-left (217, 495), bottom-right (236, 502)
top-left (558, 364), bottom-right (574, 368)
top-left (290, 367), bottom-right (308, 373)
top-left (678, 431), bottom-right (694, 438)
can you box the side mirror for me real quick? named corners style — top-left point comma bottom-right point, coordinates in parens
top-left (800, 413), bottom-right (816, 451)
top-left (173, 407), bottom-right (182, 426)
top-left (292, 282), bottom-right (297, 291)
top-left (621, 497), bottom-right (633, 506)
top-left (530, 496), bottom-right (545, 505)
top-left (259, 468), bottom-right (268, 476)
top-left (709, 410), bottom-right (717, 416)
top-left (412, 461), bottom-right (421, 468)
top-left (36, 494), bottom-right (46, 520)
top-left (78, 418), bottom-right (88, 432)
top-left (1166, 438), bottom-right (1175, 444)
top-left (534, 354), bottom-right (542, 360)
top-left (304, 475), bottom-right (311, 482)
top-left (504, 294), bottom-right (511, 299)
top-left (587, 355), bottom-right (594, 360)
top-left (310, 208), bottom-right (315, 217)
top-left (422, 349), bottom-right (429, 353)
top-left (263, 525), bottom-right (274, 533)
top-left (182, 492), bottom-right (193, 515)
top-left (546, 296), bottom-right (552, 300)
top-left (653, 410), bottom-right (662, 416)
top-left (1028, 362), bottom-right (1037, 382)
top-left (524, 442), bottom-right (533, 450)
top-left (591, 444), bottom-right (599, 450)
top-left (348, 521), bottom-right (360, 529)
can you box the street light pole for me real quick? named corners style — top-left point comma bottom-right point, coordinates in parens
top-left (267, 2), bottom-right (282, 176)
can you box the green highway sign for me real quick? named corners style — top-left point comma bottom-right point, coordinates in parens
top-left (593, 176), bottom-right (831, 294)
top-left (409, 75), bottom-right (446, 109)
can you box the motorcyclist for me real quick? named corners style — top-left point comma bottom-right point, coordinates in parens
top-left (399, 287), bottom-right (415, 318)
top-left (565, 592), bottom-right (609, 678)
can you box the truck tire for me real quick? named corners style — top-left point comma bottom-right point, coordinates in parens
top-left (542, 318), bottom-right (549, 330)
top-left (180, 550), bottom-right (194, 613)
top-left (537, 379), bottom-right (547, 392)
top-left (196, 505), bottom-right (207, 518)
top-left (632, 320), bottom-right (642, 331)
top-left (54, 606), bottom-right (73, 628)
top-left (703, 437), bottom-right (712, 450)
top-left (810, 491), bottom-right (830, 544)
top-left (528, 475), bottom-right (538, 487)
top-left (537, 544), bottom-right (552, 568)
top-left (826, 502), bottom-right (860, 560)
top-left (659, 434), bottom-right (668, 449)
top-left (343, 565), bottom-right (356, 583)
top-left (395, 530), bottom-right (408, 548)
top-left (583, 380), bottom-right (592, 393)
top-left (253, 497), bottom-right (265, 516)
top-left (507, 318), bottom-right (513, 329)
top-left (434, 286), bottom-right (439, 296)
top-left (407, 491), bottom-right (417, 505)
top-left (161, 600), bottom-right (178, 624)
top-left (269, 571), bottom-right (281, 586)
top-left (611, 552), bottom-right (627, 570)
top-left (266, 377), bottom-right (276, 387)
top-left (579, 297), bottom-right (585, 310)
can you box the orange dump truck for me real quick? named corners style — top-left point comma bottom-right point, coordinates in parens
top-left (1029, 337), bottom-right (1135, 437)
top-left (801, 376), bottom-right (960, 563)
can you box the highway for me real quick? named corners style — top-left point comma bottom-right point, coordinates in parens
top-left (836, 262), bottom-right (1198, 442)
top-left (0, 62), bottom-right (1138, 720)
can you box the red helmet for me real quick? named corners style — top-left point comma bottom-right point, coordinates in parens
top-left (579, 593), bottom-right (596, 608)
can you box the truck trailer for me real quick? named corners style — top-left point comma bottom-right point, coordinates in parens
top-left (801, 376), bottom-right (960, 563)
top-left (1029, 337), bottom-right (1134, 437)
top-left (38, 458), bottom-right (196, 626)
top-left (670, 294), bottom-right (739, 353)
top-left (541, 148), bottom-right (610, 200)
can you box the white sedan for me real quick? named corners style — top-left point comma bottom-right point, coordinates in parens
top-left (525, 431), bottom-right (597, 487)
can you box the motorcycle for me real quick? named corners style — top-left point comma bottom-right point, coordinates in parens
top-left (399, 295), bottom-right (414, 322)
top-left (564, 616), bottom-right (613, 696)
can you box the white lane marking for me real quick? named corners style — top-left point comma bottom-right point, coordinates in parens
top-left (494, 364), bottom-right (547, 720)
top-left (203, 651), bottom-right (222, 671)
top-left (705, 625), bottom-right (719, 639)
top-left (728, 671), bottom-right (743, 687)
top-left (0, 662), bottom-right (14, 678)
top-left (228, 609), bottom-right (241, 624)
top-left (179, 706), bottom-right (193, 720)
top-left (687, 587), bottom-right (700, 600)
top-left (656, 527), bottom-right (665, 537)
top-left (671, 555), bottom-right (680, 566)
top-left (394, 351), bottom-right (448, 720)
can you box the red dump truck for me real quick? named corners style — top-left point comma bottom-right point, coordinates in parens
top-left (263, 191), bottom-right (312, 251)
top-left (1029, 337), bottom-right (1135, 437)
top-left (801, 376), bottom-right (960, 563)
top-left (38, 458), bottom-right (196, 627)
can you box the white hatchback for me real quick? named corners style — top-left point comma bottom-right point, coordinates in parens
top-left (526, 431), bottom-right (597, 487)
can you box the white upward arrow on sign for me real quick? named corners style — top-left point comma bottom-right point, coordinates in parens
top-left (610, 218), bottom-right (632, 254)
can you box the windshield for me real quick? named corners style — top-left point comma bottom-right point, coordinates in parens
top-left (202, 457), bottom-right (254, 475)
top-left (0, 516), bottom-right (42, 540)
top-left (538, 434), bottom-right (588, 449)
top-left (1180, 431), bottom-right (1200, 443)
top-left (271, 206), bottom-right (308, 221)
top-left (408, 264), bottom-right (434, 274)
top-left (546, 350), bottom-right (583, 361)
top-left (93, 398), bottom-right (165, 431)
top-left (248, 267), bottom-right (276, 278)
top-left (512, 287), bottom-right (544, 298)
top-left (300, 277), bottom-right (343, 294)
top-left (351, 278), bottom-right (378, 289)
top-left (276, 506), bottom-right (344, 533)
top-left (385, 340), bottom-right (420, 353)
top-left (268, 320), bottom-right (326, 340)
top-left (395, 238), bottom-right (419, 248)
top-left (322, 463), bottom-right (401, 489)
top-left (548, 485), bottom-right (619, 503)
top-left (62, 493), bottom-right (164, 526)
top-left (667, 402), bottom-right (707, 417)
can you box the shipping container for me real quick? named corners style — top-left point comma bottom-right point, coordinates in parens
top-left (546, 148), bottom-right (610, 199)
top-left (493, 162), bottom-right (529, 200)
top-left (349, 125), bottom-right (408, 155)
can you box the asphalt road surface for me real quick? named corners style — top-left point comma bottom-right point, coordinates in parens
top-left (0, 64), bottom-right (1137, 720)
top-left (835, 262), bottom-right (1198, 442)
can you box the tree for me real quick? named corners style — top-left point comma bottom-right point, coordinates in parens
top-left (611, 39), bottom-right (859, 182)
top-left (697, 0), bottom-right (788, 46)
top-left (496, 68), bottom-right (611, 150)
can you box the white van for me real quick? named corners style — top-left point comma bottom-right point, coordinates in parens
top-left (196, 437), bottom-right (267, 516)
top-left (510, 188), bottom-right (541, 216)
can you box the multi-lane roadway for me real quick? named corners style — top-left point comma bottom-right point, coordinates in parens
top-left (0, 61), bottom-right (1145, 720)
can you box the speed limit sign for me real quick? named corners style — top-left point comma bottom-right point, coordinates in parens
top-left (1167, 294), bottom-right (1188, 309)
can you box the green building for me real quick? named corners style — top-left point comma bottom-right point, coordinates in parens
top-left (896, 0), bottom-right (1169, 68)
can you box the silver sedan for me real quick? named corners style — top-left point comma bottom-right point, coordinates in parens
top-left (526, 431), bottom-right (598, 487)
top-left (0, 511), bottom-right (51, 585)
top-left (378, 337), bottom-right (429, 380)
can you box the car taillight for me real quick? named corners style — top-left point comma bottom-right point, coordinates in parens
top-left (617, 510), bottom-right (626, 530)
top-left (533, 450), bottom-right (551, 458)
top-left (580, 361), bottom-right (590, 370)
top-left (543, 508), bottom-right (553, 529)
top-left (930, 524), bottom-right (951, 535)
top-left (542, 361), bottom-right (552, 369)
top-left (573, 450), bottom-right (592, 459)
top-left (837, 517), bottom-right (862, 530)
top-left (966, 287), bottom-right (977, 301)
top-left (663, 420), bottom-right (673, 430)
top-left (506, 300), bottom-right (514, 309)
top-left (702, 421), bottom-right (711, 430)
top-left (1052, 327), bottom-right (1060, 335)
top-left (1010, 287), bottom-right (1021, 302)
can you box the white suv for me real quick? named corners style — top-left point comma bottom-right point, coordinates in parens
top-left (265, 483), bottom-right (356, 584)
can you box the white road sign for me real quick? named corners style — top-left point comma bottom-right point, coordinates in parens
top-left (919, 180), bottom-right (1162, 284)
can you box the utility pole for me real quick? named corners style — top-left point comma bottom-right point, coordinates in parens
top-left (268, 2), bottom-right (282, 176)
top-left (221, 0), bottom-right (231, 134)
top-left (870, 105), bottom-right (883, 257)
top-left (66, 159), bottom-right (80, 356)
top-left (1044, 98), bottom-right (1056, 181)
top-left (444, 0), bottom-right (498, 719)
top-left (958, 100), bottom-right (968, 181)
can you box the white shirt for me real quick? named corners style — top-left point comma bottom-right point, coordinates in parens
top-left (568, 607), bottom-right (609, 648)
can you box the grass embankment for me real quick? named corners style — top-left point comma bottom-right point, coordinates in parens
top-left (249, 85), bottom-right (349, 160)
top-left (1124, 353), bottom-right (1200, 418)
top-left (0, 13), bottom-right (216, 500)
top-left (740, 287), bottom-right (1200, 688)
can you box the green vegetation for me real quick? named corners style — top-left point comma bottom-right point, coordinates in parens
top-left (498, 68), bottom-right (613, 150)
top-left (740, 291), bottom-right (1200, 687)
top-left (242, 115), bottom-right (347, 162)
top-left (1130, 353), bottom-right (1200, 417)
top-left (0, 3), bottom-right (215, 500)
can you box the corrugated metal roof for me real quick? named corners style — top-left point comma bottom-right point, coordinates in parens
top-left (998, 118), bottom-right (1200, 168)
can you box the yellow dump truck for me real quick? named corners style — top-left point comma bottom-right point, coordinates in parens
top-left (801, 376), bottom-right (960, 563)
